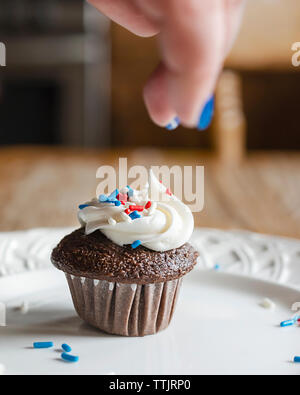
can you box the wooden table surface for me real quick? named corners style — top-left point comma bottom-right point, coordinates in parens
top-left (1, 146), bottom-right (300, 240)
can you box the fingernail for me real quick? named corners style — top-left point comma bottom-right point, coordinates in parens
top-left (197, 95), bottom-right (215, 131)
top-left (166, 116), bottom-right (180, 131)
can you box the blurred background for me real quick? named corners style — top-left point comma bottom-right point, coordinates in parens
top-left (0, 0), bottom-right (300, 237)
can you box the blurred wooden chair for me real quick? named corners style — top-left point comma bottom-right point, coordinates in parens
top-left (213, 0), bottom-right (300, 164)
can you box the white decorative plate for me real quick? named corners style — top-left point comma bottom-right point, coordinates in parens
top-left (1, 228), bottom-right (300, 375)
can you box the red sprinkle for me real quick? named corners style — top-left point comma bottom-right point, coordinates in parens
top-left (166, 188), bottom-right (172, 196)
top-left (129, 205), bottom-right (144, 212)
top-left (145, 201), bottom-right (152, 209)
top-left (121, 201), bottom-right (126, 205)
top-left (124, 209), bottom-right (130, 215)
top-left (118, 193), bottom-right (127, 202)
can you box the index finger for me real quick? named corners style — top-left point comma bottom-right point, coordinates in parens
top-left (87, 0), bottom-right (159, 37)
top-left (160, 0), bottom-right (224, 126)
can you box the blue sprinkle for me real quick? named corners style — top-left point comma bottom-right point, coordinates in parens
top-left (33, 342), bottom-right (54, 349)
top-left (114, 200), bottom-right (121, 207)
top-left (99, 194), bottom-right (108, 202)
top-left (62, 343), bottom-right (72, 353)
top-left (294, 356), bottom-right (300, 363)
top-left (108, 189), bottom-right (119, 200)
top-left (131, 240), bottom-right (141, 249)
top-left (127, 186), bottom-right (134, 198)
top-left (280, 319), bottom-right (295, 327)
top-left (129, 211), bottom-right (141, 220)
top-left (61, 353), bottom-right (79, 363)
top-left (79, 204), bottom-right (89, 210)
top-left (214, 264), bottom-right (220, 271)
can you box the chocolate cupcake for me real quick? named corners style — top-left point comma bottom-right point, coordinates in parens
top-left (51, 171), bottom-right (198, 336)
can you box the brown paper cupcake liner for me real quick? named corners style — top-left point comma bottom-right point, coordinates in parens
top-left (65, 273), bottom-right (183, 337)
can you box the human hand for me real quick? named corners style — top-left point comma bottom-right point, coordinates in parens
top-left (88, 0), bottom-right (245, 129)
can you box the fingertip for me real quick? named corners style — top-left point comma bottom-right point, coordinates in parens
top-left (130, 23), bottom-right (160, 38)
top-left (143, 65), bottom-right (176, 127)
top-left (87, 0), bottom-right (159, 38)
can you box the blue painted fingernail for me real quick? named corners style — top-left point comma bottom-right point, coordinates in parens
top-left (197, 95), bottom-right (214, 130)
top-left (166, 116), bottom-right (180, 130)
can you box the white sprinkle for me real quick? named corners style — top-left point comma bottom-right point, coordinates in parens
top-left (121, 212), bottom-right (132, 223)
top-left (130, 284), bottom-right (137, 291)
top-left (121, 187), bottom-right (129, 194)
top-left (108, 217), bottom-right (116, 226)
top-left (0, 364), bottom-right (6, 375)
top-left (108, 282), bottom-right (114, 291)
top-left (260, 298), bottom-right (276, 310)
top-left (15, 301), bottom-right (29, 315)
top-left (132, 191), bottom-right (142, 203)
top-left (94, 279), bottom-right (99, 287)
top-left (80, 277), bottom-right (86, 284)
top-left (148, 202), bottom-right (157, 215)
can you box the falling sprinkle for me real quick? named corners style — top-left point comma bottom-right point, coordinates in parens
top-left (213, 264), bottom-right (221, 271)
top-left (166, 188), bottom-right (172, 196)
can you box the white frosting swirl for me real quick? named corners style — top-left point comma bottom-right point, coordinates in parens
top-left (78, 170), bottom-right (194, 252)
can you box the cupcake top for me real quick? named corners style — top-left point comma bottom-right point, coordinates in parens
top-left (77, 170), bottom-right (194, 252)
top-left (51, 228), bottom-right (198, 284)
top-left (51, 170), bottom-right (198, 284)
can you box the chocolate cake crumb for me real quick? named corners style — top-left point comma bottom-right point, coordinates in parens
top-left (51, 228), bottom-right (198, 284)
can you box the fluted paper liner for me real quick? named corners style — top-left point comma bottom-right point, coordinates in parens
top-left (65, 274), bottom-right (182, 336)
